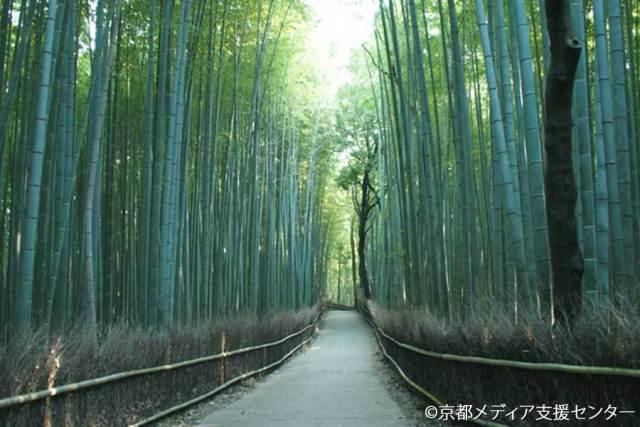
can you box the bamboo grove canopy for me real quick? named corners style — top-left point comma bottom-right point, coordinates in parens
top-left (0, 0), bottom-right (335, 338)
top-left (0, 0), bottom-right (639, 339)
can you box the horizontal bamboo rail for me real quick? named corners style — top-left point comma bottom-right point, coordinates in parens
top-left (359, 310), bottom-right (507, 427)
top-left (129, 330), bottom-right (317, 426)
top-left (325, 302), bottom-right (354, 311)
top-left (0, 312), bottom-right (322, 410)
top-left (358, 303), bottom-right (640, 378)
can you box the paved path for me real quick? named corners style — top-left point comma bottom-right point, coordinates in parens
top-left (197, 310), bottom-right (412, 426)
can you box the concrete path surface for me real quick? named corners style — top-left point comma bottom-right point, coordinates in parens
top-left (197, 310), bottom-right (413, 426)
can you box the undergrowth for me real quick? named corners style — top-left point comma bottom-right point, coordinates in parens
top-left (0, 306), bottom-right (318, 426)
top-left (371, 300), bottom-right (640, 368)
top-left (368, 300), bottom-right (639, 426)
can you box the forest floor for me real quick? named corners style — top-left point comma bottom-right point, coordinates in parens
top-left (161, 310), bottom-right (440, 426)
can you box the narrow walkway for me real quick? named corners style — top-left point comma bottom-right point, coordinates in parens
top-left (197, 310), bottom-right (413, 426)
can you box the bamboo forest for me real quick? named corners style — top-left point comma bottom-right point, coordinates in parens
top-left (0, 0), bottom-right (639, 425)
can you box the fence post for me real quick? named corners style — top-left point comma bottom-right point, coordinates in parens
top-left (220, 332), bottom-right (226, 384)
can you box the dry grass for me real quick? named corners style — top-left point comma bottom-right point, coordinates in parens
top-left (0, 306), bottom-right (318, 426)
top-left (370, 300), bottom-right (640, 368)
top-left (367, 300), bottom-right (640, 426)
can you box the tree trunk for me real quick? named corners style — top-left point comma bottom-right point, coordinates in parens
top-left (543, 0), bottom-right (583, 325)
top-left (358, 169), bottom-right (372, 299)
top-left (337, 259), bottom-right (341, 304)
top-left (15, 0), bottom-right (57, 332)
top-left (350, 216), bottom-right (358, 300)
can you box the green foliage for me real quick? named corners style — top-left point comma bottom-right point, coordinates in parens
top-left (0, 0), bottom-right (334, 338)
top-left (366, 0), bottom-right (640, 324)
